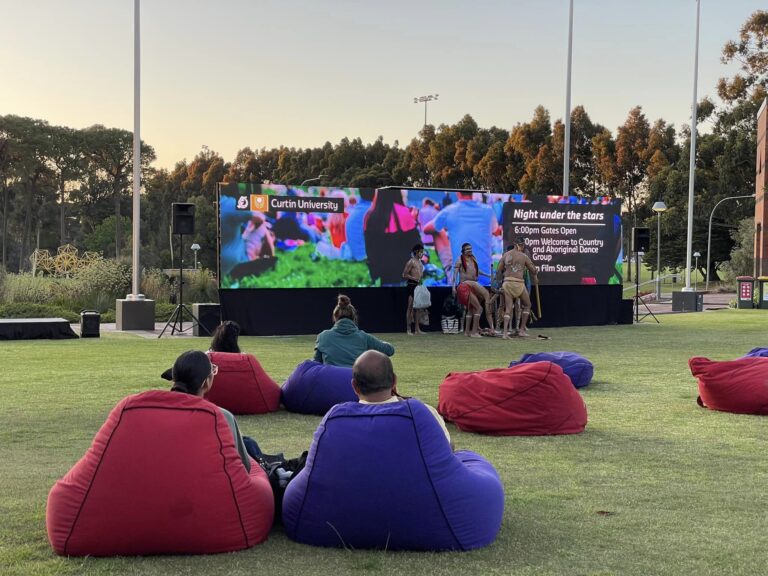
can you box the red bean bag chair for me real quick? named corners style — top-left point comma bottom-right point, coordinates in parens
top-left (438, 362), bottom-right (587, 435)
top-left (46, 390), bottom-right (274, 556)
top-left (688, 356), bottom-right (768, 415)
top-left (205, 351), bottom-right (281, 414)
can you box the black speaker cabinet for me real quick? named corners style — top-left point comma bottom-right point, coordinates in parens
top-left (80, 310), bottom-right (101, 338)
top-left (632, 227), bottom-right (650, 253)
top-left (192, 303), bottom-right (221, 337)
top-left (172, 203), bottom-right (196, 235)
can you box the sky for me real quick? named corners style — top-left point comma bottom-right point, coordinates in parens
top-left (1, 0), bottom-right (765, 170)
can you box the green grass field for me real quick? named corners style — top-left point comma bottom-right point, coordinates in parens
top-left (1, 310), bottom-right (767, 576)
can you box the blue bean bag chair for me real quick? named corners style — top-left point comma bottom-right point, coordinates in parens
top-left (280, 360), bottom-right (357, 415)
top-left (743, 347), bottom-right (768, 358)
top-left (509, 351), bottom-right (593, 388)
top-left (283, 399), bottom-right (504, 551)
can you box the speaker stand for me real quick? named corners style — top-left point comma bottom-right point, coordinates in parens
top-left (634, 251), bottom-right (659, 324)
top-left (158, 233), bottom-right (211, 339)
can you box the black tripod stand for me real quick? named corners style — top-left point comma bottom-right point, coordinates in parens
top-left (158, 233), bottom-right (211, 338)
top-left (634, 250), bottom-right (659, 324)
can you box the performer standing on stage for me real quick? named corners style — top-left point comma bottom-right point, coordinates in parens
top-left (496, 238), bottom-right (538, 339)
top-left (402, 243), bottom-right (425, 335)
top-left (452, 243), bottom-right (493, 337)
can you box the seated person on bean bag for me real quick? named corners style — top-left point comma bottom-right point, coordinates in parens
top-left (47, 351), bottom-right (274, 556)
top-left (281, 359), bottom-right (357, 415)
top-left (689, 356), bottom-right (768, 415)
top-left (509, 351), bottom-right (594, 388)
top-left (314, 294), bottom-right (394, 367)
top-left (161, 322), bottom-right (280, 414)
top-left (160, 320), bottom-right (241, 379)
top-left (206, 351), bottom-right (281, 415)
top-left (283, 351), bottom-right (504, 551)
top-left (438, 362), bottom-right (587, 436)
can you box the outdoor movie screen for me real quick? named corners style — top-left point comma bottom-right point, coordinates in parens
top-left (217, 182), bottom-right (622, 289)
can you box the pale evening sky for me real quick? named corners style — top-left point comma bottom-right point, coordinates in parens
top-left (1, 0), bottom-right (764, 170)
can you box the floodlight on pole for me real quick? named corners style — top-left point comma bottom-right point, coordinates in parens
top-left (191, 243), bottom-right (201, 269)
top-left (414, 94), bottom-right (439, 128)
top-left (693, 251), bottom-right (701, 292)
top-left (652, 200), bottom-right (668, 300)
top-left (705, 194), bottom-right (756, 291)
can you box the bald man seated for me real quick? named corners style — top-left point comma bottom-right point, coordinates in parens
top-left (352, 350), bottom-right (453, 449)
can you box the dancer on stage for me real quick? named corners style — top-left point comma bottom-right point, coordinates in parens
top-left (402, 243), bottom-right (425, 335)
top-left (452, 243), bottom-right (493, 337)
top-left (496, 238), bottom-right (538, 339)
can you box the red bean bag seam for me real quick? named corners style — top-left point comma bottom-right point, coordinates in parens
top-left (64, 404), bottom-right (252, 554)
top-left (443, 362), bottom-right (557, 420)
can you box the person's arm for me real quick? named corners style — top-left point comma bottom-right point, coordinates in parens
top-left (525, 257), bottom-right (539, 284)
top-left (313, 335), bottom-right (324, 363)
top-left (219, 408), bottom-right (251, 472)
top-left (364, 332), bottom-right (395, 357)
top-left (452, 259), bottom-right (461, 292)
top-left (423, 209), bottom-right (446, 235)
top-left (495, 256), bottom-right (506, 285)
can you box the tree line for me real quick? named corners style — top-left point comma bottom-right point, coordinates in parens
top-left (1, 11), bottom-right (765, 280)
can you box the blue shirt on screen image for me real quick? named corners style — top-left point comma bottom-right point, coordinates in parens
top-left (431, 199), bottom-right (498, 284)
top-left (344, 198), bottom-right (372, 261)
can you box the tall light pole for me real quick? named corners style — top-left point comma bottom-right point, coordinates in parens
top-left (129, 0), bottom-right (143, 299)
top-left (652, 201), bottom-right (668, 300)
top-left (414, 94), bottom-right (439, 128)
top-left (705, 194), bottom-right (756, 291)
top-left (300, 174), bottom-right (328, 186)
top-left (684, 0), bottom-right (701, 291)
top-left (562, 0), bottom-right (574, 197)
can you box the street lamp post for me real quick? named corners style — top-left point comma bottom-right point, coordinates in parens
top-left (413, 94), bottom-right (439, 128)
top-left (652, 201), bottom-right (668, 300)
top-left (191, 243), bottom-right (200, 269)
top-left (693, 252), bottom-right (701, 292)
top-left (705, 194), bottom-right (756, 291)
top-left (300, 174), bottom-right (328, 186)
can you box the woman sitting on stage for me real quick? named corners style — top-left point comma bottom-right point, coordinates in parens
top-left (314, 294), bottom-right (395, 367)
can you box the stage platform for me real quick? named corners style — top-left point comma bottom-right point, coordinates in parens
top-left (0, 318), bottom-right (78, 340)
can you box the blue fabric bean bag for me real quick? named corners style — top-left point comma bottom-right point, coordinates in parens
top-left (280, 360), bottom-right (357, 415)
top-left (744, 347), bottom-right (768, 358)
top-left (509, 351), bottom-right (593, 388)
top-left (283, 399), bottom-right (504, 551)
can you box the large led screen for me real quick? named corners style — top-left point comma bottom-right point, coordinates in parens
top-left (218, 183), bottom-right (621, 288)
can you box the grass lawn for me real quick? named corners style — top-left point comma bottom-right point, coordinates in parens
top-left (1, 310), bottom-right (767, 575)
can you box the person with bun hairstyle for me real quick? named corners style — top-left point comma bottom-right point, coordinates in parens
top-left (313, 294), bottom-right (395, 367)
top-left (169, 350), bottom-right (253, 470)
top-left (160, 321), bottom-right (242, 381)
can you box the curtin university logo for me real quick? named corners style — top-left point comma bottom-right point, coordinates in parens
top-left (250, 194), bottom-right (269, 212)
top-left (234, 194), bottom-right (344, 214)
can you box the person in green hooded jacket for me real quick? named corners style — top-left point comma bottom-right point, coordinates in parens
top-left (313, 294), bottom-right (395, 367)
